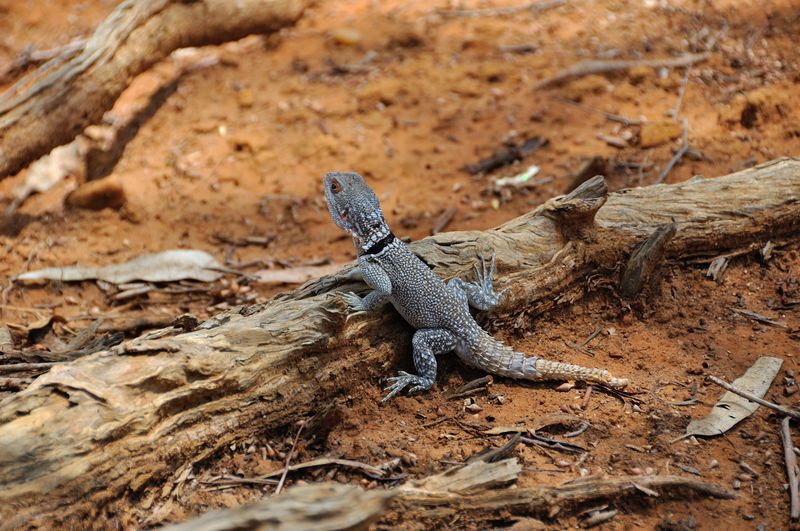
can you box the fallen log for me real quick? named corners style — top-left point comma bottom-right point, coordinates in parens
top-left (163, 458), bottom-right (735, 530)
top-left (0, 0), bottom-right (309, 180)
top-left (0, 158), bottom-right (799, 528)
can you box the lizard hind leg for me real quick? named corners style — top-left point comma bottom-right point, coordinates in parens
top-left (382, 328), bottom-right (456, 402)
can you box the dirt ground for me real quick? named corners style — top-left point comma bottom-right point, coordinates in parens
top-left (1, 0), bottom-right (800, 528)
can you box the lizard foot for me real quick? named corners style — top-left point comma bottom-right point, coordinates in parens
top-left (382, 371), bottom-right (434, 402)
top-left (341, 291), bottom-right (367, 317)
top-left (474, 252), bottom-right (507, 308)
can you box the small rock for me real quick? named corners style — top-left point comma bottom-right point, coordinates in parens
top-left (65, 175), bottom-right (126, 210)
top-left (237, 89), bottom-right (255, 108)
top-left (708, 459), bottom-right (719, 469)
top-left (639, 121), bottom-right (683, 148)
top-left (329, 28), bottom-right (362, 45)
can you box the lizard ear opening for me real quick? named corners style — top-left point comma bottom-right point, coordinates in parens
top-left (330, 178), bottom-right (343, 194)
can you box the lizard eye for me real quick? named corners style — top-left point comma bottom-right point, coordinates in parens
top-left (330, 178), bottom-right (343, 194)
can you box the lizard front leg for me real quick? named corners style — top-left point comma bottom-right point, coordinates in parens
top-left (447, 252), bottom-right (505, 311)
top-left (383, 328), bottom-right (456, 402)
top-left (342, 255), bottom-right (391, 312)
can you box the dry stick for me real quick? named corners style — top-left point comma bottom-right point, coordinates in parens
top-left (671, 66), bottom-right (692, 119)
top-left (781, 417), bottom-right (800, 520)
top-left (437, 0), bottom-right (565, 17)
top-left (619, 223), bottom-right (677, 297)
top-left (0, 362), bottom-right (59, 373)
top-left (534, 52), bottom-right (709, 89)
top-left (707, 375), bottom-right (800, 419)
top-left (654, 118), bottom-right (689, 184)
top-left (274, 422), bottom-right (304, 496)
top-left (551, 96), bottom-right (642, 126)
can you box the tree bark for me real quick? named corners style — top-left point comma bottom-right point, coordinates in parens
top-left (0, 158), bottom-right (799, 528)
top-left (0, 0), bottom-right (309, 180)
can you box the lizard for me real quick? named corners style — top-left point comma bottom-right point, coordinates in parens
top-left (323, 171), bottom-right (629, 401)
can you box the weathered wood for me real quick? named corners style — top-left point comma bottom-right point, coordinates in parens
top-left (0, 158), bottom-right (799, 528)
top-left (0, 0), bottom-right (309, 180)
top-left (163, 482), bottom-right (395, 531)
top-left (164, 458), bottom-right (734, 530)
top-left (619, 223), bottom-right (676, 298)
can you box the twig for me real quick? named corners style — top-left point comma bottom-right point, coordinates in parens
top-left (563, 421), bottom-right (590, 438)
top-left (707, 375), bottom-right (800, 419)
top-left (431, 206), bottom-right (458, 235)
top-left (437, 0), bottom-right (565, 18)
top-left (619, 223), bottom-right (677, 297)
top-left (467, 433), bottom-right (522, 463)
top-left (580, 326), bottom-right (603, 347)
top-left (732, 307), bottom-right (787, 328)
top-left (534, 53), bottom-right (709, 90)
top-left (581, 385), bottom-right (594, 409)
top-left (564, 340), bottom-right (594, 357)
top-left (203, 474), bottom-right (279, 487)
top-left (446, 375), bottom-right (493, 399)
top-left (0, 361), bottom-right (59, 373)
top-left (274, 422), bottom-right (304, 495)
top-left (671, 66), bottom-right (692, 119)
top-left (551, 96), bottom-right (642, 126)
top-left (521, 433), bottom-right (586, 453)
top-left (654, 118), bottom-right (688, 184)
top-left (781, 417), bottom-right (800, 520)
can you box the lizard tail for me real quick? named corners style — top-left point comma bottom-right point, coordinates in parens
top-left (460, 329), bottom-right (629, 389)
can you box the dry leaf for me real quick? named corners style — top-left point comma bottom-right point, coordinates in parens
top-left (686, 356), bottom-right (783, 436)
top-left (15, 250), bottom-right (223, 284)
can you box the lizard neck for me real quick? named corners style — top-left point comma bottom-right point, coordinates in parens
top-left (361, 230), bottom-right (396, 256)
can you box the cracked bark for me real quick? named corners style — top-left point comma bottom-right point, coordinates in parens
top-left (0, 158), bottom-right (798, 528)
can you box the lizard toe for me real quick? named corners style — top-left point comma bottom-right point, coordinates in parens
top-left (341, 292), bottom-right (366, 312)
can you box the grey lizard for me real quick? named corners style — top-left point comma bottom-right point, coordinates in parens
top-left (324, 172), bottom-right (629, 401)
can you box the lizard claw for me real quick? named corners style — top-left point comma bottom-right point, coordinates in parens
top-left (381, 371), bottom-right (433, 402)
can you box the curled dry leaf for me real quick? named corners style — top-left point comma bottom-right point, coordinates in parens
top-left (686, 356), bottom-right (783, 436)
top-left (14, 250), bottom-right (223, 285)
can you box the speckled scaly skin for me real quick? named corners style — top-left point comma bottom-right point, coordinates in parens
top-left (324, 172), bottom-right (628, 401)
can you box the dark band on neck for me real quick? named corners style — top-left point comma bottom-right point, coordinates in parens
top-left (364, 232), bottom-right (395, 256)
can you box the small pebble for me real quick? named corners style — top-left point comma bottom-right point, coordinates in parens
top-left (708, 459), bottom-right (719, 469)
top-left (732, 479), bottom-right (742, 489)
top-left (329, 28), bottom-right (362, 45)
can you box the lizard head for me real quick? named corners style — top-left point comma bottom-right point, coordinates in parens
top-left (323, 171), bottom-right (391, 252)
